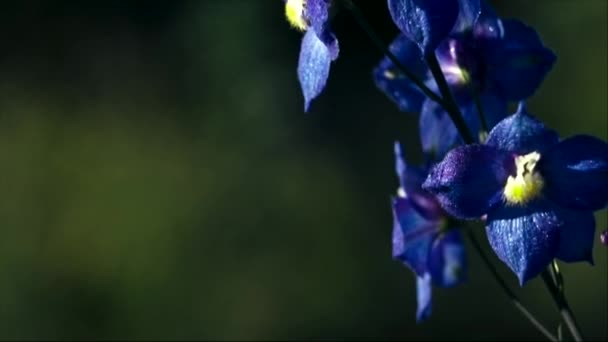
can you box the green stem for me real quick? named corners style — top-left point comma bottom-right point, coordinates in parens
top-left (425, 53), bottom-right (475, 143)
top-left (340, 0), bottom-right (447, 108)
top-left (551, 260), bottom-right (564, 293)
top-left (541, 268), bottom-right (584, 341)
top-left (467, 230), bottom-right (558, 342)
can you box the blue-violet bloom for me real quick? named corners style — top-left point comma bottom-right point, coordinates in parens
top-left (376, 1), bottom-right (556, 159)
top-left (285, 0), bottom-right (339, 111)
top-left (422, 104), bottom-right (608, 284)
top-left (392, 142), bottom-right (466, 321)
top-left (387, 0), bottom-right (461, 55)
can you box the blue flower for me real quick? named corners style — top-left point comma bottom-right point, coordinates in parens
top-left (285, 0), bottom-right (339, 111)
top-left (422, 104), bottom-right (608, 284)
top-left (387, 0), bottom-right (461, 55)
top-left (376, 1), bottom-right (556, 159)
top-left (392, 142), bottom-right (466, 321)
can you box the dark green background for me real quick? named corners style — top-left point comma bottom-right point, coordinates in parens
top-left (0, 1), bottom-right (605, 340)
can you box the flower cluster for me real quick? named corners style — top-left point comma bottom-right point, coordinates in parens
top-left (375, 0), bottom-right (556, 159)
top-left (391, 142), bottom-right (466, 322)
top-left (282, 0), bottom-right (608, 324)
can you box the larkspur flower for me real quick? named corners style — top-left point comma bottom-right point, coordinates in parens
top-left (392, 142), bottom-right (466, 321)
top-left (375, 0), bottom-right (556, 159)
top-left (422, 103), bottom-right (608, 284)
top-left (387, 0), bottom-right (460, 55)
top-left (284, 0), bottom-right (339, 111)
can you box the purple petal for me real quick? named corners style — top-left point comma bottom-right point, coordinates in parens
top-left (485, 201), bottom-right (561, 285)
top-left (472, 1), bottom-right (503, 40)
top-left (486, 104), bottom-right (559, 154)
top-left (416, 273), bottom-right (433, 322)
top-left (306, 0), bottom-right (329, 37)
top-left (486, 19), bottom-right (556, 100)
top-left (465, 93), bottom-right (508, 132)
top-left (387, 0), bottom-right (460, 55)
top-left (452, 0), bottom-right (481, 33)
top-left (392, 197), bottom-right (437, 275)
top-left (419, 92), bottom-right (507, 162)
top-left (451, 92), bottom-right (508, 136)
top-left (394, 142), bottom-right (425, 195)
top-left (428, 230), bottom-right (467, 287)
top-left (423, 144), bottom-right (513, 219)
top-left (419, 99), bottom-right (464, 161)
top-left (600, 230), bottom-right (608, 246)
top-left (297, 30), bottom-right (338, 111)
top-left (394, 142), bottom-right (445, 221)
top-left (555, 208), bottom-right (595, 264)
top-left (373, 34), bottom-right (428, 113)
top-left (541, 135), bottom-right (608, 211)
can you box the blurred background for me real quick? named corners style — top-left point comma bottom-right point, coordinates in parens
top-left (0, 0), bottom-right (605, 340)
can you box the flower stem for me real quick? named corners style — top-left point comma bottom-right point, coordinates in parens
top-left (342, 0), bottom-right (475, 144)
top-left (467, 230), bottom-right (558, 342)
top-left (541, 267), bottom-right (584, 341)
top-left (424, 53), bottom-right (475, 144)
top-left (551, 260), bottom-right (564, 292)
top-left (340, 0), bottom-right (447, 108)
top-left (470, 85), bottom-right (489, 134)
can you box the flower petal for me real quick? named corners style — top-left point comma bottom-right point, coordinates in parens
top-left (486, 19), bottom-right (556, 100)
top-left (306, 0), bottom-right (329, 37)
top-left (555, 208), bottom-right (595, 264)
top-left (416, 273), bottom-right (433, 322)
top-left (423, 144), bottom-right (513, 219)
top-left (460, 93), bottom-right (508, 134)
top-left (297, 30), bottom-right (338, 111)
top-left (373, 34), bottom-right (427, 113)
top-left (541, 135), bottom-right (608, 211)
top-left (419, 99), bottom-right (464, 161)
top-left (600, 230), bottom-right (608, 246)
top-left (388, 0), bottom-right (460, 55)
top-left (485, 201), bottom-right (561, 285)
top-left (486, 104), bottom-right (559, 154)
top-left (392, 197), bottom-right (437, 275)
top-left (453, 0), bottom-right (481, 33)
top-left (394, 142), bottom-right (425, 195)
top-left (394, 142), bottom-right (446, 222)
top-left (472, 1), bottom-right (503, 40)
top-left (419, 94), bottom-right (506, 161)
top-left (428, 230), bottom-right (467, 287)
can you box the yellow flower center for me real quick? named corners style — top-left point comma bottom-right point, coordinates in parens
top-left (442, 64), bottom-right (471, 84)
top-left (285, 0), bottom-right (308, 31)
top-left (503, 151), bottom-right (544, 205)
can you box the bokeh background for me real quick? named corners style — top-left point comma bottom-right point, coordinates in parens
top-left (0, 0), bottom-right (605, 340)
